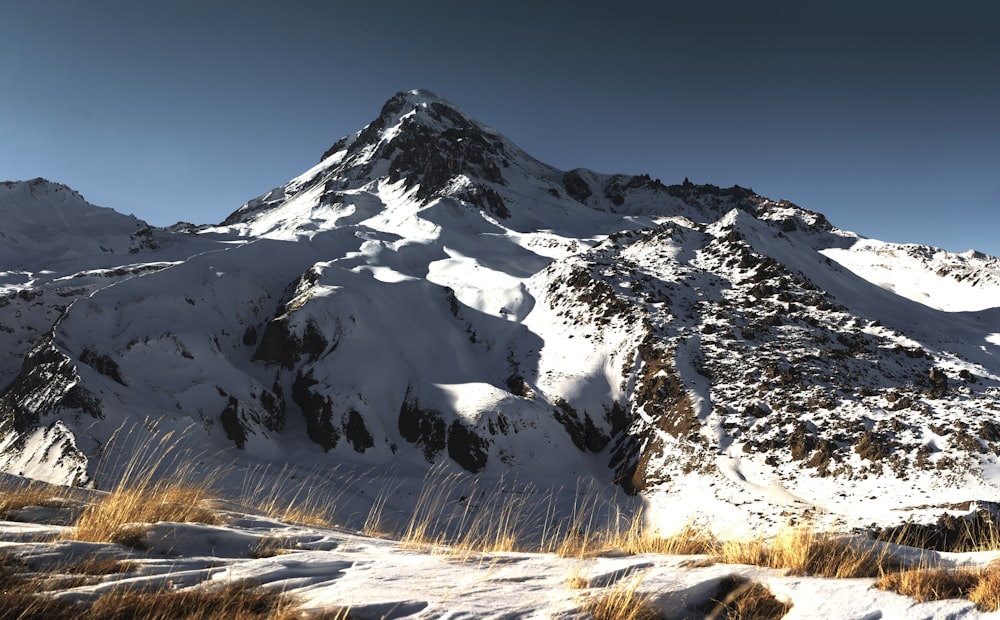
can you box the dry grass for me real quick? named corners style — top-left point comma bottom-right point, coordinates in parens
top-left (361, 480), bottom-right (397, 538)
top-left (26, 557), bottom-right (139, 592)
top-left (0, 591), bottom-right (74, 620)
top-left (20, 428), bottom-right (1000, 618)
top-left (871, 513), bottom-right (1000, 553)
top-left (702, 576), bottom-right (792, 620)
top-left (60, 556), bottom-right (138, 575)
top-left (565, 559), bottom-right (592, 590)
top-left (397, 471), bottom-right (541, 553)
top-left (66, 483), bottom-right (222, 546)
top-left (0, 481), bottom-right (62, 518)
top-left (449, 488), bottom-right (536, 553)
top-left (583, 572), bottom-right (663, 620)
top-left (250, 535), bottom-right (297, 558)
top-left (0, 552), bottom-right (78, 619)
top-left (877, 566), bottom-right (979, 603)
top-left (968, 564), bottom-right (1000, 611)
top-left (566, 574), bottom-right (591, 589)
top-left (877, 562), bottom-right (1000, 612)
top-left (0, 550), bottom-right (340, 620)
top-left (613, 516), bottom-right (717, 557)
top-left (392, 475), bottom-right (718, 559)
top-left (555, 512), bottom-right (717, 558)
top-left (237, 463), bottom-right (344, 528)
top-left (714, 525), bottom-right (889, 578)
top-left (83, 582), bottom-right (293, 620)
top-left (276, 502), bottom-right (337, 528)
top-left (0, 549), bottom-right (300, 620)
top-left (60, 422), bottom-right (225, 546)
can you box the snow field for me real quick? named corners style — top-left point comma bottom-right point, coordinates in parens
top-left (4, 469), bottom-right (1000, 618)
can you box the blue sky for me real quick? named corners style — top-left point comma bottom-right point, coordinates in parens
top-left (2, 1), bottom-right (997, 256)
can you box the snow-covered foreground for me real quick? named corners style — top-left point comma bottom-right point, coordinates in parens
top-left (2, 475), bottom-right (999, 619)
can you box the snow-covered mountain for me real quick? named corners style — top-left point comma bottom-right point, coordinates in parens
top-left (2, 90), bottom-right (999, 533)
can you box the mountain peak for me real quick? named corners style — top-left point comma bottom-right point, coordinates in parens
top-left (306, 89), bottom-right (516, 213)
top-left (375, 88), bottom-right (475, 130)
top-left (390, 88), bottom-right (456, 109)
top-left (319, 89), bottom-right (481, 164)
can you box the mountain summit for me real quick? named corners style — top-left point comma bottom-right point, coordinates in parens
top-left (1, 91), bottom-right (999, 533)
top-left (224, 89), bottom-right (524, 230)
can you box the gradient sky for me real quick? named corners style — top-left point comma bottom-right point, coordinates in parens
top-left (2, 1), bottom-right (997, 256)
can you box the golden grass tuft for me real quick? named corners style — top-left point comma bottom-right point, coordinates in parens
top-left (67, 483), bottom-right (222, 546)
top-left (0, 552), bottom-right (77, 619)
top-left (583, 572), bottom-right (663, 620)
top-left (83, 582), bottom-right (293, 620)
top-left (236, 463), bottom-right (344, 528)
top-left (60, 557), bottom-right (138, 576)
top-left (702, 576), bottom-right (792, 620)
top-left (968, 564), bottom-right (1000, 612)
top-left (551, 506), bottom-right (716, 559)
top-left (566, 574), bottom-right (591, 589)
top-left (870, 513), bottom-right (1000, 553)
top-left (0, 481), bottom-right (62, 518)
top-left (397, 470), bottom-right (539, 554)
top-left (876, 566), bottom-right (979, 603)
top-left (714, 525), bottom-right (888, 578)
top-left (877, 562), bottom-right (1000, 612)
top-left (250, 535), bottom-right (297, 559)
top-left (613, 517), bottom-right (717, 557)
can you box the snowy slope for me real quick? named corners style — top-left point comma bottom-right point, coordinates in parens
top-left (1, 90), bottom-right (999, 538)
top-left (822, 239), bottom-right (1000, 312)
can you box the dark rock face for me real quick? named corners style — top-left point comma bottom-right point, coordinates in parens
top-left (217, 386), bottom-right (285, 450)
top-left (253, 318), bottom-right (330, 370)
top-left (638, 353), bottom-right (698, 440)
top-left (347, 93), bottom-right (410, 159)
top-left (385, 115), bottom-right (508, 202)
top-left (289, 372), bottom-right (374, 454)
top-left (552, 399), bottom-right (609, 453)
top-left (321, 91), bottom-right (515, 209)
top-left (220, 396), bottom-right (248, 449)
top-left (242, 325), bottom-right (258, 347)
top-left (614, 337), bottom-right (701, 495)
top-left (397, 396), bottom-right (491, 472)
top-left (664, 181), bottom-right (756, 206)
top-left (79, 348), bottom-right (126, 385)
top-left (602, 174), bottom-right (668, 207)
top-left (259, 388), bottom-right (285, 432)
top-left (460, 184), bottom-right (510, 219)
top-left (398, 399), bottom-right (447, 462)
top-left (292, 371), bottom-right (339, 451)
top-left (447, 420), bottom-right (489, 473)
top-left (252, 319), bottom-right (299, 369)
top-left (344, 410), bottom-right (374, 454)
top-left (252, 270), bottom-right (332, 369)
top-left (128, 226), bottom-right (159, 253)
top-left (562, 170), bottom-right (592, 202)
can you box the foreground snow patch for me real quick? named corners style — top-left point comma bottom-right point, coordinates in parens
top-left (2, 475), bottom-right (999, 619)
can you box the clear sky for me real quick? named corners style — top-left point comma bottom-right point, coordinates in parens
top-left (2, 1), bottom-right (997, 256)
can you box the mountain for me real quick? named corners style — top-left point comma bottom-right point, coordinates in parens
top-left (2, 90), bottom-right (999, 533)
